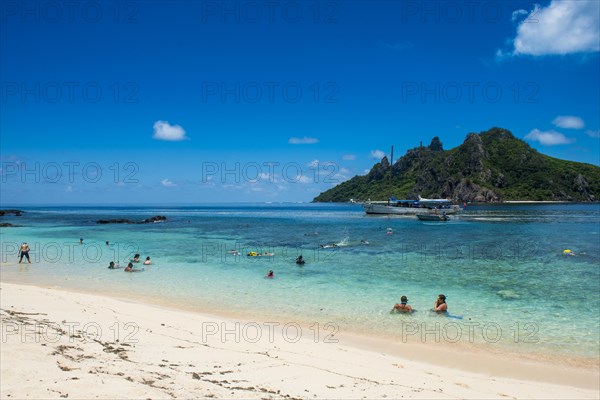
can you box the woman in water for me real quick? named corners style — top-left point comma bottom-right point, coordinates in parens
top-left (143, 256), bottom-right (152, 265)
top-left (433, 294), bottom-right (447, 312)
top-left (132, 254), bottom-right (140, 263)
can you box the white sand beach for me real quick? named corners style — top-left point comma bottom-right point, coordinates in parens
top-left (1, 282), bottom-right (598, 399)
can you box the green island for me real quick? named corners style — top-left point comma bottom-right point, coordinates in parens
top-left (313, 127), bottom-right (600, 203)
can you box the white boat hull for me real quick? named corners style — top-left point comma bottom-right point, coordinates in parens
top-left (364, 203), bottom-right (461, 215)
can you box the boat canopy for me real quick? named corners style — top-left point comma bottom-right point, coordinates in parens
top-left (389, 196), bottom-right (419, 205)
top-left (389, 196), bottom-right (452, 205)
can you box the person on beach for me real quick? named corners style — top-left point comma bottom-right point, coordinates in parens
top-left (132, 254), bottom-right (140, 263)
top-left (18, 242), bottom-right (31, 263)
top-left (434, 294), bottom-right (447, 312)
top-left (265, 270), bottom-right (274, 278)
top-left (392, 295), bottom-right (413, 313)
top-left (143, 256), bottom-right (152, 265)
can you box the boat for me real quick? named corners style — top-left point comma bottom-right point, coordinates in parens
top-left (363, 196), bottom-right (461, 215)
top-left (416, 213), bottom-right (449, 221)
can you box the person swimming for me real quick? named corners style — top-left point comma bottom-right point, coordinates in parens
top-left (265, 270), bottom-right (274, 278)
top-left (320, 243), bottom-right (338, 248)
top-left (392, 295), bottom-right (413, 313)
top-left (124, 262), bottom-right (143, 272)
top-left (434, 294), bottom-right (447, 312)
top-left (143, 256), bottom-right (151, 265)
top-left (296, 255), bottom-right (305, 265)
top-left (108, 261), bottom-right (120, 269)
top-left (132, 254), bottom-right (140, 263)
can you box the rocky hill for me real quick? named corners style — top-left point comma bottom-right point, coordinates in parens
top-left (313, 128), bottom-right (600, 203)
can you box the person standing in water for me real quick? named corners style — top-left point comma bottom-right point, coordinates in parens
top-left (18, 242), bottom-right (31, 263)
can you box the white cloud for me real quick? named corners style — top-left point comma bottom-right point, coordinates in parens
top-left (288, 136), bottom-right (319, 144)
top-left (294, 175), bottom-right (312, 184)
top-left (342, 154), bottom-right (356, 160)
top-left (153, 120), bottom-right (188, 141)
top-left (552, 115), bottom-right (585, 129)
top-left (511, 9), bottom-right (529, 22)
top-left (370, 149), bottom-right (386, 159)
top-left (161, 178), bottom-right (176, 187)
top-left (524, 129), bottom-right (574, 145)
top-left (585, 129), bottom-right (600, 138)
top-left (307, 159), bottom-right (320, 168)
top-left (511, 0), bottom-right (600, 56)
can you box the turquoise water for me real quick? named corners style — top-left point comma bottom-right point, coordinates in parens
top-left (1, 203), bottom-right (599, 361)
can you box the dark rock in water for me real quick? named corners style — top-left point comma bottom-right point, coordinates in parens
top-left (96, 219), bottom-right (135, 224)
top-left (96, 215), bottom-right (167, 224)
top-left (141, 215), bottom-right (167, 224)
top-left (0, 209), bottom-right (24, 217)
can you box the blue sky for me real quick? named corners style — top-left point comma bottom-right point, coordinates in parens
top-left (1, 0), bottom-right (599, 204)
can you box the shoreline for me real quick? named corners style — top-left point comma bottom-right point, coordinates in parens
top-left (2, 272), bottom-right (599, 370)
top-left (1, 282), bottom-right (598, 399)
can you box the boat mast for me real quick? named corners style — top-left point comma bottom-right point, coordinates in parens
top-left (388, 145), bottom-right (394, 201)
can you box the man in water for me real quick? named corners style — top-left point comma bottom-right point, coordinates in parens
top-left (296, 255), bottom-right (305, 265)
top-left (18, 242), bottom-right (31, 263)
top-left (392, 296), bottom-right (413, 313)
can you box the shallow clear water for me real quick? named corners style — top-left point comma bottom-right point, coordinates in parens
top-left (1, 203), bottom-right (599, 360)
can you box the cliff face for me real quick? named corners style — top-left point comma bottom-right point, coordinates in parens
top-left (313, 128), bottom-right (600, 203)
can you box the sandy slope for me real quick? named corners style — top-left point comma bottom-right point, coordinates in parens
top-left (1, 282), bottom-right (598, 399)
